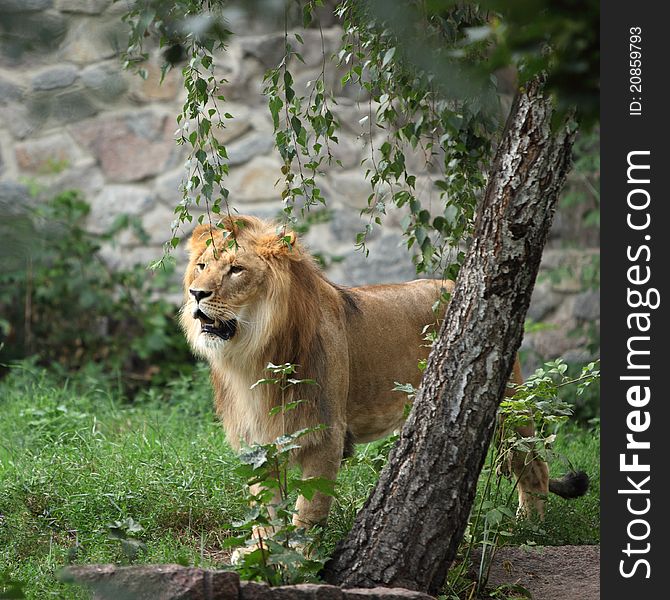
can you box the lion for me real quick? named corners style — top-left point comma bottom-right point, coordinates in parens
top-left (180, 215), bottom-right (588, 529)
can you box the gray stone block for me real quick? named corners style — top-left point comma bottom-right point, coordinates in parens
top-left (60, 17), bottom-right (125, 64)
top-left (335, 232), bottom-right (417, 287)
top-left (62, 564), bottom-right (433, 600)
top-left (4, 94), bottom-right (52, 138)
top-left (80, 62), bottom-right (128, 100)
top-left (14, 132), bottom-right (78, 172)
top-left (0, 0), bottom-right (53, 12)
top-left (572, 290), bottom-right (600, 321)
top-left (0, 10), bottom-right (67, 60)
top-left (51, 88), bottom-right (98, 123)
top-left (0, 76), bottom-right (23, 103)
top-left (227, 155), bottom-right (283, 202)
top-left (56, 0), bottom-right (110, 14)
top-left (61, 564), bottom-right (240, 600)
top-left (0, 180), bottom-right (31, 212)
top-left (32, 65), bottom-right (79, 91)
top-left (88, 185), bottom-right (156, 233)
top-left (527, 280), bottom-right (563, 322)
top-left (227, 132), bottom-right (274, 166)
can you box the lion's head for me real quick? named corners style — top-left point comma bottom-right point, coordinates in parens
top-left (180, 215), bottom-right (306, 361)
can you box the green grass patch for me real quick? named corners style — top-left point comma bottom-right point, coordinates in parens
top-left (0, 363), bottom-right (599, 598)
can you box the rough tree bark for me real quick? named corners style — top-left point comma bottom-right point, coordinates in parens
top-left (322, 78), bottom-right (577, 595)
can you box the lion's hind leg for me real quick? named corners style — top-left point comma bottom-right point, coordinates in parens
top-left (507, 425), bottom-right (550, 519)
top-left (501, 356), bottom-right (550, 520)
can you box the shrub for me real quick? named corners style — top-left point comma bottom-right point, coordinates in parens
top-left (0, 190), bottom-right (194, 390)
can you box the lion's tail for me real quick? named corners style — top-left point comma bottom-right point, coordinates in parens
top-left (548, 470), bottom-right (590, 499)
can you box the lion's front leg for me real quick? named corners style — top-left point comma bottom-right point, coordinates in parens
top-left (231, 478), bottom-right (282, 564)
top-left (293, 433), bottom-right (344, 529)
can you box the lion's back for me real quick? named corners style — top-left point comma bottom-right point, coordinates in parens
top-left (342, 279), bottom-right (452, 442)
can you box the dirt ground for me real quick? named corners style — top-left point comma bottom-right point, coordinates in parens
top-left (473, 545), bottom-right (600, 600)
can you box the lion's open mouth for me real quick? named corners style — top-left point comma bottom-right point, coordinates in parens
top-left (194, 309), bottom-right (237, 341)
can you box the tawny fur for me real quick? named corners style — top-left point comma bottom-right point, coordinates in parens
top-left (180, 215), bottom-right (573, 527)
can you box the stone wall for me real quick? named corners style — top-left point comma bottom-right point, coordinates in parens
top-left (0, 1), bottom-right (599, 367)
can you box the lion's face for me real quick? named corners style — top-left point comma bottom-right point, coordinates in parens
top-left (180, 217), bottom-right (297, 358)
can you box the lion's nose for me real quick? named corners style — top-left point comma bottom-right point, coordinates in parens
top-left (189, 289), bottom-right (213, 302)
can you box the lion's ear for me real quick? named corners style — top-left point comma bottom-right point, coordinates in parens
top-left (187, 224), bottom-right (215, 255)
top-left (220, 215), bottom-right (258, 235)
top-left (256, 229), bottom-right (300, 259)
top-left (281, 231), bottom-right (297, 247)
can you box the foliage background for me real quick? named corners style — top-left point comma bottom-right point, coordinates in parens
top-left (0, 1), bottom-right (599, 597)
top-left (0, 0), bottom-right (599, 388)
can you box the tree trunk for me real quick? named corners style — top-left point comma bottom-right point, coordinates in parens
top-left (323, 78), bottom-right (576, 595)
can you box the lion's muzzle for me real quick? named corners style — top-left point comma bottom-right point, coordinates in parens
top-left (193, 308), bottom-right (237, 341)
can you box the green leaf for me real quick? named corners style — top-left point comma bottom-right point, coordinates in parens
top-left (239, 447), bottom-right (268, 469)
top-left (382, 47), bottom-right (396, 68)
top-left (290, 477), bottom-right (337, 501)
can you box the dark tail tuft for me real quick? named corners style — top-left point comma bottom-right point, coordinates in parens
top-left (548, 471), bottom-right (590, 499)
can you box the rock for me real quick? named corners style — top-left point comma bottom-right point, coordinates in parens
top-left (346, 589), bottom-right (433, 600)
top-left (212, 42), bottom-right (255, 102)
top-left (142, 203), bottom-right (176, 244)
top-left (0, 10), bottom-right (68, 60)
top-left (72, 112), bottom-right (180, 183)
top-left (331, 99), bottom-right (373, 135)
top-left (56, 0), bottom-right (110, 14)
top-left (14, 132), bottom-right (79, 173)
top-left (239, 28), bottom-right (341, 71)
top-left (2, 95), bottom-right (52, 139)
top-left (60, 17), bottom-right (125, 64)
top-left (0, 180), bottom-right (31, 211)
top-left (240, 581), bottom-right (275, 600)
top-left (0, 0), bottom-right (53, 12)
top-left (232, 200), bottom-right (283, 223)
top-left (31, 65), bottom-right (79, 91)
top-left (33, 160), bottom-right (105, 199)
top-left (272, 584), bottom-right (344, 600)
top-left (88, 184), bottom-right (156, 233)
top-left (118, 202), bottom-right (174, 246)
top-left (0, 76), bottom-right (23, 103)
top-left (51, 88), bottom-right (98, 123)
top-left (226, 132), bottom-right (274, 166)
top-left (562, 348), bottom-right (596, 365)
top-left (539, 248), bottom-right (598, 272)
top-left (331, 232), bottom-right (417, 287)
top-left (154, 167), bottom-right (185, 205)
top-left (538, 249), bottom-right (600, 293)
top-left (527, 279), bottom-right (563, 322)
top-left (129, 58), bottom-right (182, 103)
top-left (239, 34), bottom-right (285, 69)
top-left (325, 169), bottom-right (374, 209)
top-left (323, 134), bottom-right (363, 171)
top-left (100, 244), bottom-right (167, 271)
top-left (572, 290), bottom-right (600, 321)
top-left (527, 327), bottom-right (586, 361)
top-left (62, 564), bottom-right (433, 600)
top-left (214, 115), bottom-right (253, 145)
top-left (62, 564), bottom-right (241, 600)
top-left (227, 155), bottom-right (283, 202)
top-left (80, 62), bottom-right (128, 100)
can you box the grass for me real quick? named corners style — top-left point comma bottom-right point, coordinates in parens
top-left (0, 362), bottom-right (599, 599)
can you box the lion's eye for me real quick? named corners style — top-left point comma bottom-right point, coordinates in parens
top-left (195, 263), bottom-right (206, 272)
top-left (229, 264), bottom-right (245, 275)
